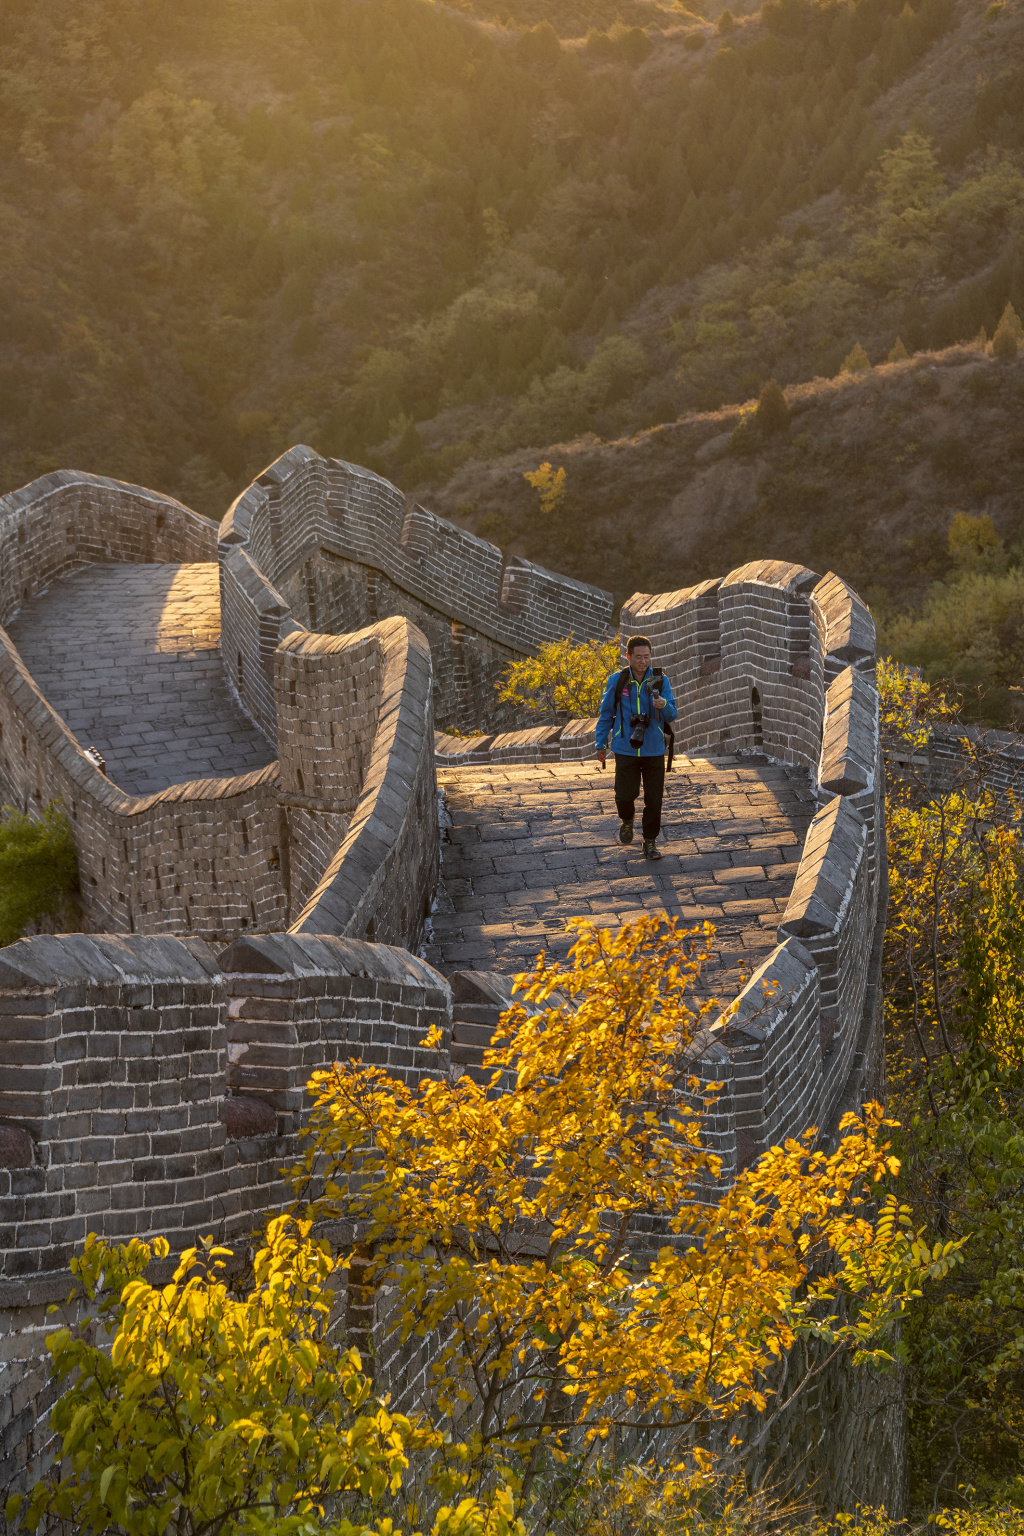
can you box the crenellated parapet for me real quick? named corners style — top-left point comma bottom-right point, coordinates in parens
top-left (218, 445), bottom-right (614, 733)
top-left (436, 561), bottom-right (885, 1175)
top-left (626, 562), bottom-right (884, 1172)
top-left (0, 467), bottom-right (441, 954)
top-left (0, 931), bottom-right (455, 1504)
top-left (0, 469), bottom-right (217, 631)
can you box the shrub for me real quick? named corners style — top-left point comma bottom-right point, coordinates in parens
top-left (728, 407), bottom-right (761, 454)
top-left (755, 377), bottom-right (790, 435)
top-left (517, 20), bottom-right (560, 65)
top-left (683, 31), bottom-right (707, 50)
top-left (931, 434), bottom-right (975, 480)
top-left (878, 568), bottom-right (1024, 726)
top-left (948, 512), bottom-right (1004, 572)
top-left (996, 299), bottom-right (1023, 341)
top-left (5, 1219), bottom-right (475, 1536)
top-left (887, 336), bottom-right (909, 362)
top-left (522, 460), bottom-right (567, 515)
top-left (0, 803), bottom-right (79, 946)
top-left (612, 23), bottom-right (653, 65)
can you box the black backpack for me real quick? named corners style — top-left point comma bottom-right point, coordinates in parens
top-left (613, 667), bottom-right (675, 772)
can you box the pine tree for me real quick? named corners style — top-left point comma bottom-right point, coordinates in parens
top-left (756, 378), bottom-right (791, 435)
top-left (995, 300), bottom-right (1023, 342)
top-left (992, 310), bottom-right (1019, 361)
top-left (840, 342), bottom-right (871, 373)
top-left (887, 336), bottom-right (909, 362)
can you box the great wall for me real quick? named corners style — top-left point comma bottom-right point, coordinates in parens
top-left (0, 446), bottom-right (897, 1512)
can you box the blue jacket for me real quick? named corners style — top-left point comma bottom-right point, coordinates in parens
top-left (596, 665), bottom-right (678, 757)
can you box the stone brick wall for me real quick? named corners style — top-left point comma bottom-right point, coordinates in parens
top-left (0, 623), bottom-right (287, 939)
top-left (622, 565), bottom-right (884, 1170)
top-left (218, 445), bottom-right (614, 732)
top-left (435, 565), bottom-right (886, 1174)
top-left (280, 618), bottom-right (439, 948)
top-left (0, 462), bottom-right (891, 1513)
top-left (216, 932), bottom-right (452, 1139)
top-left (889, 720), bottom-right (1024, 809)
top-left (0, 471), bottom-right (217, 632)
top-left (1, 472), bottom-right (440, 954)
top-left (0, 930), bottom-right (451, 1509)
top-left (620, 560), bottom-right (826, 764)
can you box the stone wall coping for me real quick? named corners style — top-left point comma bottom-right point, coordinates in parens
top-left (449, 969), bottom-right (518, 1008)
top-left (0, 933), bottom-right (221, 990)
top-left (0, 469), bottom-right (218, 538)
top-left (218, 932), bottom-right (446, 991)
top-left (434, 719), bottom-right (599, 767)
top-left (819, 666), bottom-right (877, 796)
top-left (722, 559), bottom-right (819, 595)
top-left (625, 578), bottom-right (722, 619)
top-left (706, 936), bottom-right (817, 1044)
top-left (222, 544), bottom-right (291, 617)
top-left (780, 797), bottom-right (867, 940)
top-left (812, 571), bottom-right (876, 667)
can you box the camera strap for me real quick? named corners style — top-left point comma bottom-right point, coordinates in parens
top-left (614, 667), bottom-right (633, 741)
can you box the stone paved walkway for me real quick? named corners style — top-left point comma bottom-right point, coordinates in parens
top-left (7, 564), bottom-right (275, 796)
top-left (425, 756), bottom-right (817, 1001)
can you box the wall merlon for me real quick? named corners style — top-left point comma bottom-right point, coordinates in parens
top-left (811, 572), bottom-right (876, 677)
top-left (819, 667), bottom-right (878, 797)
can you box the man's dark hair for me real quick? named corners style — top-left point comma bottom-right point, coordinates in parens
top-left (626, 635), bottom-right (652, 656)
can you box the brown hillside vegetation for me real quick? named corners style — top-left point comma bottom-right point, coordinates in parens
top-left (428, 340), bottom-right (1024, 621)
top-left (3, 0), bottom-right (1021, 515)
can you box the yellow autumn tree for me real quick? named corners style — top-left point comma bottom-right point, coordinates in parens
top-left (879, 657), bottom-right (1024, 1503)
top-left (495, 633), bottom-right (619, 722)
top-left (294, 915), bottom-right (959, 1527)
top-left (8, 1219), bottom-right (520, 1536)
top-left (522, 462), bottom-right (567, 516)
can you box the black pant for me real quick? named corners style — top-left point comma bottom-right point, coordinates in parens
top-left (614, 753), bottom-right (665, 841)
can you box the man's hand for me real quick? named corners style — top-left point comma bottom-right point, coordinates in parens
top-left (650, 693), bottom-right (664, 710)
top-left (596, 749), bottom-right (606, 769)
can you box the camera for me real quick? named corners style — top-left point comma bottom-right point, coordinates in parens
top-left (629, 712), bottom-right (649, 748)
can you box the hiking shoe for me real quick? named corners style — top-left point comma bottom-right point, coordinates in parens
top-left (618, 820), bottom-right (634, 845)
top-left (643, 839), bottom-right (662, 860)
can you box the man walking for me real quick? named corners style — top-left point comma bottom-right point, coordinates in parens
top-left (595, 635), bottom-right (677, 860)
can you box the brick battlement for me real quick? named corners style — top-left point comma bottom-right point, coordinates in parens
top-left (0, 456), bottom-right (889, 1512)
top-left (0, 470), bottom-right (440, 955)
top-left (435, 560), bottom-right (885, 1177)
top-left (219, 445), bottom-right (614, 735)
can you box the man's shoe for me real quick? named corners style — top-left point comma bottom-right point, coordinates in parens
top-left (618, 820), bottom-right (634, 845)
top-left (644, 839), bottom-right (662, 860)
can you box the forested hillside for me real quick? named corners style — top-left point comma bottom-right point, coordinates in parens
top-left (1, 0), bottom-right (1022, 701)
